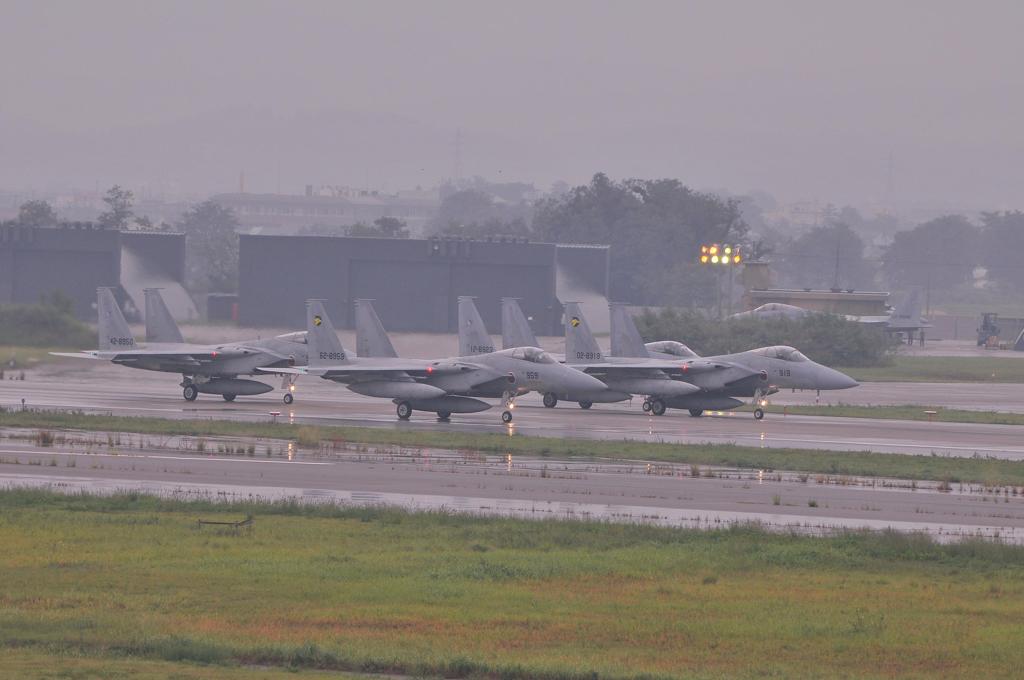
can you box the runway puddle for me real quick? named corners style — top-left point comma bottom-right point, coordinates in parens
top-left (2, 472), bottom-right (1020, 545)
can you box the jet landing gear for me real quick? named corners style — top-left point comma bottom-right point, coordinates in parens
top-left (542, 392), bottom-right (558, 408)
top-left (501, 391), bottom-right (516, 424)
top-left (182, 384), bottom-right (198, 402)
top-left (222, 394), bottom-right (236, 402)
top-left (283, 393), bottom-right (294, 405)
top-left (752, 389), bottom-right (769, 420)
top-left (688, 409), bottom-right (704, 418)
top-left (396, 401), bottom-right (413, 420)
top-left (437, 411), bottom-right (451, 422)
top-left (642, 398), bottom-right (666, 416)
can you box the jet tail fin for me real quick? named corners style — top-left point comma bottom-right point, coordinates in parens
top-left (609, 303), bottom-right (649, 358)
top-left (501, 297), bottom-right (538, 349)
top-left (306, 300), bottom-right (352, 367)
top-left (355, 299), bottom-right (398, 358)
top-left (563, 302), bottom-right (604, 364)
top-left (97, 287), bottom-right (136, 351)
top-left (892, 287), bottom-right (924, 322)
top-left (144, 288), bottom-right (185, 344)
top-left (458, 296), bottom-right (496, 356)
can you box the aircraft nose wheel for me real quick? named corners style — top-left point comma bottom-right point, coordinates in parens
top-left (642, 400), bottom-right (652, 412)
top-left (501, 410), bottom-right (513, 424)
top-left (688, 409), bottom-right (704, 417)
top-left (578, 401), bottom-right (593, 410)
top-left (283, 393), bottom-right (294, 405)
top-left (222, 394), bottom-right (236, 402)
top-left (649, 398), bottom-right (666, 416)
top-left (437, 411), bottom-right (451, 422)
top-left (542, 392), bottom-right (558, 408)
top-left (183, 384), bottom-right (198, 401)
top-left (396, 401), bottom-right (413, 420)
top-left (753, 408), bottom-right (765, 420)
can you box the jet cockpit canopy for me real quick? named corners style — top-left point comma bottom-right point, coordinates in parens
top-left (503, 347), bottom-right (557, 364)
top-left (646, 340), bottom-right (699, 359)
top-left (756, 345), bottom-right (809, 362)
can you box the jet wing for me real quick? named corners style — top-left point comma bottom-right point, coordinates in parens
top-left (50, 351), bottom-right (103, 360)
top-left (264, 360), bottom-right (491, 382)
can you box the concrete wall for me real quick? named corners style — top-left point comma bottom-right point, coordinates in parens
top-left (0, 224), bottom-right (120, 318)
top-left (0, 225), bottom-right (191, 320)
top-left (237, 235), bottom-right (595, 334)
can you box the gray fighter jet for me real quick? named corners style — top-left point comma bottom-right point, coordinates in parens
top-left (459, 297), bottom-right (634, 407)
top-left (559, 301), bottom-right (763, 414)
top-left (281, 299), bottom-right (606, 423)
top-left (730, 289), bottom-right (930, 339)
top-left (52, 287), bottom-right (308, 402)
top-left (611, 303), bottom-right (858, 418)
top-left (482, 297), bottom-right (738, 411)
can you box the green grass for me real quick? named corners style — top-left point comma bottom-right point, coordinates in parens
top-left (0, 345), bottom-right (68, 369)
top-left (2, 489), bottom-right (1023, 679)
top-left (754, 403), bottom-right (1024, 426)
top-left (4, 408), bottom-right (1024, 487)
top-left (838, 356), bottom-right (1024, 383)
top-left (1, 648), bottom-right (378, 679)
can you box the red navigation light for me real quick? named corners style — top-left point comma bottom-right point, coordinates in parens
top-left (426, 366), bottom-right (434, 374)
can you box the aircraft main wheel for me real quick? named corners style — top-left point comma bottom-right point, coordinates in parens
top-left (396, 401), bottom-right (413, 420)
top-left (649, 398), bottom-right (666, 416)
top-left (688, 409), bottom-right (704, 418)
top-left (183, 384), bottom-right (198, 401)
top-left (437, 411), bottom-right (451, 422)
top-left (283, 393), bottom-right (294, 405)
top-left (753, 408), bottom-right (765, 420)
top-left (501, 410), bottom-right (513, 424)
top-left (578, 401), bottom-right (593, 410)
top-left (222, 394), bottom-right (236, 402)
top-left (642, 400), bottom-right (652, 412)
top-left (542, 392), bottom-right (558, 408)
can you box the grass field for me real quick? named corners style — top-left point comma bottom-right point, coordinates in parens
top-left (751, 403), bottom-right (1024, 426)
top-left (1, 489), bottom-right (1023, 679)
top-left (0, 345), bottom-right (66, 370)
top-left (5, 409), bottom-right (1024, 487)
top-left (837, 356), bottom-right (1024, 383)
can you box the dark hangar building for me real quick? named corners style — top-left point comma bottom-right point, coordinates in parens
top-left (238, 234), bottom-right (610, 334)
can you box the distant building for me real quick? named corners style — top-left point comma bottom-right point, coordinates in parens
top-left (237, 234), bottom-right (610, 333)
top-left (212, 187), bottom-right (440, 235)
top-left (0, 223), bottom-right (196, 321)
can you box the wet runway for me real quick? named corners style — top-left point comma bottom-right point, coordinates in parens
top-left (3, 363), bottom-right (1024, 458)
top-left (1, 431), bottom-right (1021, 543)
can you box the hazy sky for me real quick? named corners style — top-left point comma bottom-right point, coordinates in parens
top-left (2, 0), bottom-right (1021, 210)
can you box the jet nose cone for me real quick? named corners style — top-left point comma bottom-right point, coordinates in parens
top-left (819, 367), bottom-right (859, 390)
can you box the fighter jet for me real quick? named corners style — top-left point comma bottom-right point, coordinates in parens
top-left (282, 299), bottom-right (606, 423)
top-left (611, 303), bottom-right (859, 418)
top-left (730, 289), bottom-right (930, 339)
top-left (52, 287), bottom-right (308, 402)
top-left (459, 297), bottom-right (633, 407)
top-left (556, 301), bottom-right (763, 414)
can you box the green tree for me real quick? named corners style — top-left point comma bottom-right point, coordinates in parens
top-left (780, 223), bottom-right (874, 290)
top-left (16, 200), bottom-right (58, 226)
top-left (97, 185), bottom-right (134, 229)
top-left (634, 307), bottom-right (891, 367)
top-left (177, 201), bottom-right (240, 294)
top-left (532, 173), bottom-right (747, 306)
top-left (882, 215), bottom-right (979, 291)
top-left (981, 211), bottom-right (1024, 290)
top-left (430, 188), bottom-right (530, 237)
